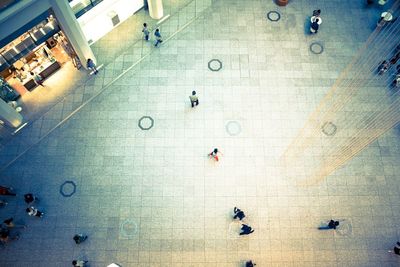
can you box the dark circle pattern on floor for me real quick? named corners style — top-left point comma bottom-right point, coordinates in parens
top-left (321, 121), bottom-right (337, 136)
top-left (310, 42), bottom-right (324, 54)
top-left (267, 11), bottom-right (281, 22)
top-left (208, 59), bottom-right (223, 71)
top-left (138, 116), bottom-right (154, 130)
top-left (60, 181), bottom-right (77, 197)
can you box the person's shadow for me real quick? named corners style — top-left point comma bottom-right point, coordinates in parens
top-left (304, 16), bottom-right (312, 35)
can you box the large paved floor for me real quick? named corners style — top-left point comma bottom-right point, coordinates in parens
top-left (1, 0), bottom-right (400, 266)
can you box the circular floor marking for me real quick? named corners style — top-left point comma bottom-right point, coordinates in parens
top-left (60, 181), bottom-right (77, 197)
top-left (120, 219), bottom-right (138, 238)
top-left (267, 11), bottom-right (281, 22)
top-left (321, 121), bottom-right (337, 136)
top-left (335, 221), bottom-right (353, 237)
top-left (226, 121), bottom-right (242, 136)
top-left (310, 42), bottom-right (324, 54)
top-left (228, 221), bottom-right (242, 239)
top-left (138, 116), bottom-right (154, 130)
top-left (208, 59), bottom-right (223, 72)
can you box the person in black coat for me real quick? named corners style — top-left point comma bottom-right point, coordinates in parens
top-left (233, 207), bottom-right (245, 220)
top-left (240, 224), bottom-right (254, 235)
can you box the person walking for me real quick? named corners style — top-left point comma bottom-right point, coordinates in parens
top-left (390, 52), bottom-right (400, 65)
top-left (87, 58), bottom-right (98, 75)
top-left (0, 229), bottom-right (19, 244)
top-left (189, 91), bottom-right (199, 107)
top-left (142, 23), bottom-right (150, 41)
top-left (233, 207), bottom-right (245, 220)
top-left (377, 60), bottom-right (390, 75)
top-left (0, 199), bottom-right (7, 207)
top-left (72, 260), bottom-right (88, 266)
top-left (318, 219), bottom-right (339, 230)
top-left (246, 260), bottom-right (256, 267)
top-left (240, 224), bottom-right (254, 235)
top-left (26, 207), bottom-right (44, 218)
top-left (2, 218), bottom-right (26, 229)
top-left (377, 10), bottom-right (395, 26)
top-left (0, 186), bottom-right (16, 196)
top-left (30, 72), bottom-right (44, 86)
top-left (392, 74), bottom-right (400, 88)
top-left (154, 28), bottom-right (163, 47)
top-left (24, 193), bottom-right (39, 204)
top-left (73, 233), bottom-right (88, 244)
top-left (389, 241), bottom-right (400, 255)
top-left (208, 148), bottom-right (222, 162)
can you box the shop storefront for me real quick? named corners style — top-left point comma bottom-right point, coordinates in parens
top-left (0, 11), bottom-right (78, 102)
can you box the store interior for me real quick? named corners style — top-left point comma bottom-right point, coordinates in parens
top-left (0, 12), bottom-right (86, 128)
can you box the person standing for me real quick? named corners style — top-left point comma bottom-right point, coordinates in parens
top-left (142, 23), bottom-right (150, 41)
top-left (154, 28), bottom-right (163, 47)
top-left (0, 186), bottom-right (16, 196)
top-left (26, 206), bottom-right (44, 218)
top-left (246, 260), bottom-right (256, 267)
top-left (86, 58), bottom-right (98, 75)
top-left (2, 218), bottom-right (26, 229)
top-left (30, 72), bottom-right (44, 87)
top-left (0, 229), bottom-right (19, 244)
top-left (73, 233), bottom-right (88, 244)
top-left (72, 260), bottom-right (88, 267)
top-left (24, 193), bottom-right (39, 204)
top-left (389, 241), bottom-right (400, 255)
top-left (189, 91), bottom-right (199, 107)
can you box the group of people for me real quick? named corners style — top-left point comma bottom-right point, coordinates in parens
top-left (233, 207), bottom-right (254, 236)
top-left (377, 44), bottom-right (400, 88)
top-left (142, 23), bottom-right (163, 47)
top-left (233, 207), bottom-right (256, 266)
top-left (0, 186), bottom-right (42, 245)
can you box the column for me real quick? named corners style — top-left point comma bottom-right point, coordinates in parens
top-left (148, 0), bottom-right (164, 19)
top-left (0, 99), bottom-right (22, 128)
top-left (49, 0), bottom-right (97, 68)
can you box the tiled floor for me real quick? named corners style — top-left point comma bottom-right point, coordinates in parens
top-left (0, 0), bottom-right (210, 167)
top-left (1, 0), bottom-right (400, 266)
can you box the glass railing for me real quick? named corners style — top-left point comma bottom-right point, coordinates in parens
top-left (0, 0), bottom-right (214, 170)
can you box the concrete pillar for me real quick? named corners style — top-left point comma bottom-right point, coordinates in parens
top-left (0, 98), bottom-right (22, 128)
top-left (148, 0), bottom-right (164, 19)
top-left (49, 0), bottom-right (96, 68)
